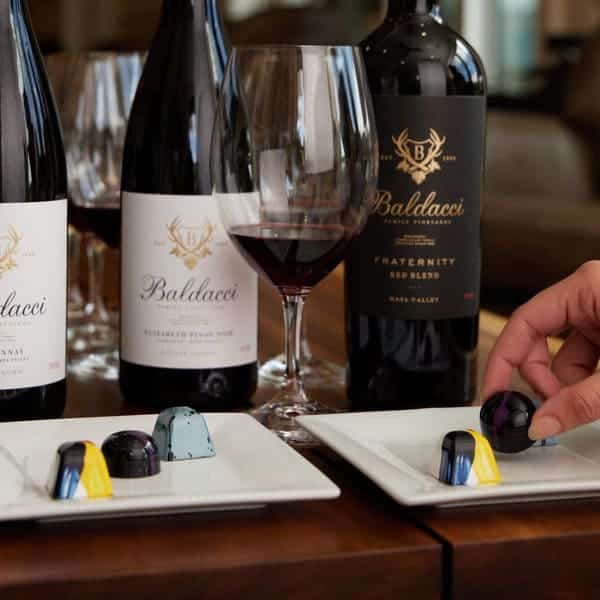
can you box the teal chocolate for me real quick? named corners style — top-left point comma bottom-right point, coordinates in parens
top-left (152, 407), bottom-right (216, 461)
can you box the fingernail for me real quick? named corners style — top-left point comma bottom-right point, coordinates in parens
top-left (529, 416), bottom-right (562, 441)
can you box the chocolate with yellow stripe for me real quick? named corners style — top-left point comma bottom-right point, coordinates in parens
top-left (435, 430), bottom-right (501, 487)
top-left (49, 441), bottom-right (112, 500)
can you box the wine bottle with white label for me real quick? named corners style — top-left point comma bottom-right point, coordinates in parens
top-left (120, 0), bottom-right (258, 410)
top-left (0, 0), bottom-right (67, 420)
top-left (346, 0), bottom-right (486, 410)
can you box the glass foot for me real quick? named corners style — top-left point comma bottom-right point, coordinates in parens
top-left (68, 349), bottom-right (119, 381)
top-left (252, 388), bottom-right (336, 447)
top-left (259, 354), bottom-right (345, 389)
top-left (258, 356), bottom-right (286, 384)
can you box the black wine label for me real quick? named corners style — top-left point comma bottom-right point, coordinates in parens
top-left (348, 95), bottom-right (485, 320)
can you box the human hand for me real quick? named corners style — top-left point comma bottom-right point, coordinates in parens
top-left (482, 261), bottom-right (600, 440)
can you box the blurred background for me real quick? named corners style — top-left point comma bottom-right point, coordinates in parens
top-left (35, 0), bottom-right (600, 316)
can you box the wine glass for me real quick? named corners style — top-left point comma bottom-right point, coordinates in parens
top-left (211, 46), bottom-right (378, 445)
top-left (62, 52), bottom-right (144, 380)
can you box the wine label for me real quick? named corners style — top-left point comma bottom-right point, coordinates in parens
top-left (121, 193), bottom-right (258, 369)
top-left (348, 96), bottom-right (485, 319)
top-left (0, 200), bottom-right (67, 389)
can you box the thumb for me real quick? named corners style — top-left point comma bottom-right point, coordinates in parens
top-left (529, 371), bottom-right (600, 440)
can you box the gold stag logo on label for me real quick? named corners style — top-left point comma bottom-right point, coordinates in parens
top-left (0, 226), bottom-right (22, 279)
top-left (167, 217), bottom-right (215, 270)
top-left (392, 129), bottom-right (447, 185)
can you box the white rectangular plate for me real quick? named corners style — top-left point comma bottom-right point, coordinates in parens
top-left (0, 413), bottom-right (339, 522)
top-left (298, 408), bottom-right (600, 507)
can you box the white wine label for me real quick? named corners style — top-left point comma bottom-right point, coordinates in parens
top-left (0, 200), bottom-right (67, 389)
top-left (121, 193), bottom-right (258, 369)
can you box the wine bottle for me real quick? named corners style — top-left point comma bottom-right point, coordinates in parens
top-left (346, 0), bottom-right (486, 410)
top-left (0, 0), bottom-right (67, 420)
top-left (120, 0), bottom-right (258, 410)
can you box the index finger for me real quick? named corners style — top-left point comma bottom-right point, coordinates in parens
top-left (482, 268), bottom-right (589, 400)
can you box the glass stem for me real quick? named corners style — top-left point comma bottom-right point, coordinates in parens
top-left (85, 235), bottom-right (110, 324)
top-left (67, 225), bottom-right (84, 309)
top-left (300, 317), bottom-right (313, 364)
top-left (282, 294), bottom-right (306, 397)
top-left (83, 234), bottom-right (96, 319)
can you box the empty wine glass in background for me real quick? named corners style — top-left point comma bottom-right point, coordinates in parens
top-left (212, 45), bottom-right (378, 445)
top-left (62, 52), bottom-right (144, 380)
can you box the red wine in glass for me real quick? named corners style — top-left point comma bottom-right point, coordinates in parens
top-left (230, 223), bottom-right (350, 294)
top-left (69, 203), bottom-right (120, 249)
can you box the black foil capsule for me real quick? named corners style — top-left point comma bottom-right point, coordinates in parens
top-left (480, 391), bottom-right (536, 454)
top-left (101, 431), bottom-right (161, 479)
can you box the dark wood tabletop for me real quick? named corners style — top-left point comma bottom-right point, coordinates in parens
top-left (418, 499), bottom-right (600, 600)
top-left (2, 269), bottom-right (599, 600)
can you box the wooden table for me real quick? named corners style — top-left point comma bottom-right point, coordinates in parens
top-left (2, 270), bottom-right (599, 600)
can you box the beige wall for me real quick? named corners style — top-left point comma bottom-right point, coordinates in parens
top-left (31, 0), bottom-right (162, 51)
top-left (31, 0), bottom-right (379, 51)
top-left (541, 0), bottom-right (600, 36)
top-left (31, 0), bottom-right (600, 54)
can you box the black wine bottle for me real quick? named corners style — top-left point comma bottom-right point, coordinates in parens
top-left (120, 0), bottom-right (258, 410)
top-left (0, 0), bottom-right (67, 420)
top-left (346, 0), bottom-right (486, 410)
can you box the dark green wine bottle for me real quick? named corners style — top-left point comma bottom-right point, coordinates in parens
top-left (346, 0), bottom-right (487, 411)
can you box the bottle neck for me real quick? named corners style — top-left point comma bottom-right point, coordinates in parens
top-left (160, 0), bottom-right (218, 20)
top-left (387, 0), bottom-right (438, 17)
top-left (157, 0), bottom-right (227, 91)
top-left (0, 0), bottom-right (26, 20)
top-left (0, 0), bottom-right (34, 50)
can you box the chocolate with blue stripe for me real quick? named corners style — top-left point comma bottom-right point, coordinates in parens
top-left (439, 431), bottom-right (475, 486)
top-left (51, 442), bottom-right (85, 500)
